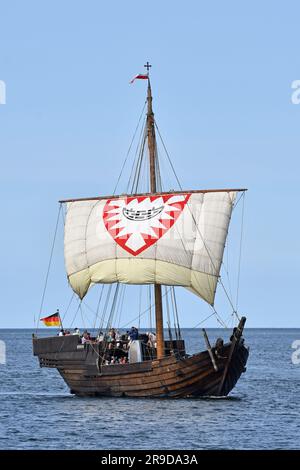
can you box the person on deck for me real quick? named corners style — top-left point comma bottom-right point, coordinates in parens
top-left (148, 332), bottom-right (157, 348)
top-left (115, 330), bottom-right (121, 347)
top-left (107, 328), bottom-right (116, 349)
top-left (128, 326), bottom-right (138, 342)
top-left (97, 331), bottom-right (104, 342)
top-left (81, 331), bottom-right (90, 344)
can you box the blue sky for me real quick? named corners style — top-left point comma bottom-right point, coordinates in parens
top-left (0, 1), bottom-right (299, 328)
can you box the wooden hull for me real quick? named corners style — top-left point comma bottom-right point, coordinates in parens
top-left (33, 335), bottom-right (249, 398)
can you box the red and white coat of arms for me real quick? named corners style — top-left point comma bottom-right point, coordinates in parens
top-left (103, 194), bottom-right (191, 256)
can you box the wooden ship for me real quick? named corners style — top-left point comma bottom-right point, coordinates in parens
top-left (33, 63), bottom-right (249, 398)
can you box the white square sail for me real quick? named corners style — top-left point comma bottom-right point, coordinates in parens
top-left (64, 190), bottom-right (236, 305)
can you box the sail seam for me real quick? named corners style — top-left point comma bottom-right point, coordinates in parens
top-left (67, 257), bottom-right (220, 279)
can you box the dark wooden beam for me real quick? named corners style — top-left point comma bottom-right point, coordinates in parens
top-left (59, 188), bottom-right (247, 204)
top-left (217, 316), bottom-right (247, 395)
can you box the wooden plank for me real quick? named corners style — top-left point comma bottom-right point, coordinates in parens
top-left (61, 353), bottom-right (228, 397)
top-left (64, 358), bottom-right (217, 394)
top-left (35, 338), bottom-right (249, 397)
top-left (202, 328), bottom-right (218, 371)
top-left (217, 317), bottom-right (246, 395)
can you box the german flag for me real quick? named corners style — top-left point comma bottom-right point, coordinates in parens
top-left (40, 312), bottom-right (61, 327)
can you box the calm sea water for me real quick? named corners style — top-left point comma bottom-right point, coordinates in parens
top-left (0, 328), bottom-right (299, 450)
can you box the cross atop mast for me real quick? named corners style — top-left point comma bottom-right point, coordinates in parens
top-left (144, 61), bottom-right (152, 73)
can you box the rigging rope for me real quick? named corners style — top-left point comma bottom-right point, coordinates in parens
top-left (232, 190), bottom-right (245, 212)
top-left (235, 191), bottom-right (245, 313)
top-left (171, 287), bottom-right (182, 340)
top-left (105, 284), bottom-right (120, 332)
top-left (35, 204), bottom-right (62, 330)
top-left (93, 284), bottom-right (105, 329)
top-left (116, 284), bottom-right (126, 328)
top-left (148, 285), bottom-right (152, 331)
top-left (191, 311), bottom-right (218, 328)
top-left (127, 118), bottom-right (147, 193)
top-left (61, 292), bottom-right (75, 324)
top-left (210, 305), bottom-right (228, 328)
top-left (155, 140), bottom-right (163, 191)
top-left (113, 100), bottom-right (147, 195)
top-left (223, 234), bottom-right (234, 306)
top-left (138, 286), bottom-right (142, 329)
top-left (98, 284), bottom-right (113, 335)
top-left (120, 287), bottom-right (173, 329)
top-left (131, 123), bottom-right (147, 193)
top-left (51, 300), bottom-right (83, 355)
top-left (71, 301), bottom-right (82, 329)
top-left (154, 121), bottom-right (182, 190)
top-left (68, 93), bottom-right (244, 337)
top-left (164, 287), bottom-right (173, 341)
top-left (185, 199), bottom-right (239, 317)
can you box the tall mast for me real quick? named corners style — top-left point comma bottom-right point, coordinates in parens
top-left (145, 62), bottom-right (165, 359)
